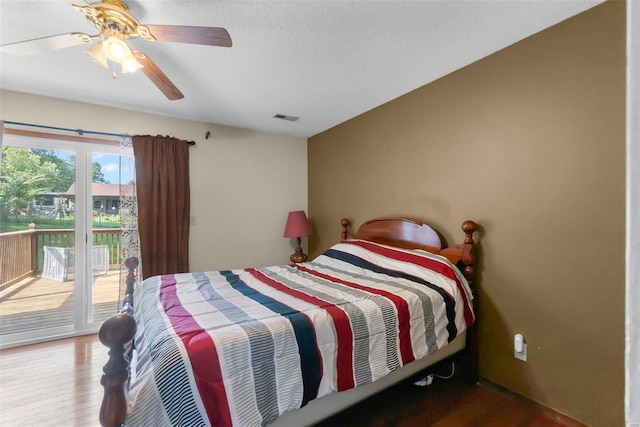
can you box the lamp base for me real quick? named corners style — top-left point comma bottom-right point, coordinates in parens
top-left (290, 245), bottom-right (308, 263)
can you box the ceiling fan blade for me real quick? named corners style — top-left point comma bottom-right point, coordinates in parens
top-left (144, 25), bottom-right (232, 47)
top-left (0, 33), bottom-right (94, 56)
top-left (133, 51), bottom-right (184, 101)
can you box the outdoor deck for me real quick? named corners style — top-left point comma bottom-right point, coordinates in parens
top-left (0, 270), bottom-right (121, 336)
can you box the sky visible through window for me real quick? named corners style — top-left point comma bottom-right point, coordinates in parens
top-left (56, 152), bottom-right (129, 184)
top-left (92, 153), bottom-right (128, 184)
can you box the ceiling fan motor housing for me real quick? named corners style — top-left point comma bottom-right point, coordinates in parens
top-left (74, 0), bottom-right (155, 41)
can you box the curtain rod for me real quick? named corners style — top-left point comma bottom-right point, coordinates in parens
top-left (3, 120), bottom-right (196, 146)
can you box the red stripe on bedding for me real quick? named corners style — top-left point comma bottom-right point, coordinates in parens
top-left (159, 275), bottom-right (233, 427)
top-left (246, 268), bottom-right (355, 391)
top-left (295, 264), bottom-right (415, 366)
top-left (345, 240), bottom-right (474, 326)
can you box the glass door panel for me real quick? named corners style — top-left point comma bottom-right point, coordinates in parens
top-left (0, 145), bottom-right (77, 337)
top-left (89, 152), bottom-right (123, 324)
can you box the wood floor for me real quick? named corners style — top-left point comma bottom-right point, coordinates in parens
top-left (0, 271), bottom-right (120, 335)
top-left (0, 334), bottom-right (104, 426)
top-left (0, 335), bottom-right (586, 427)
top-left (315, 365), bottom-right (587, 427)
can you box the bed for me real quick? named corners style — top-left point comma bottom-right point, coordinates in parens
top-left (98, 216), bottom-right (478, 427)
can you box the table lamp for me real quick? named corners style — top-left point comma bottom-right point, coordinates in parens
top-left (283, 210), bottom-right (313, 263)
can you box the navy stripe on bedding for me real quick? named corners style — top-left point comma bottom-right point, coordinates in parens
top-left (219, 270), bottom-right (323, 406)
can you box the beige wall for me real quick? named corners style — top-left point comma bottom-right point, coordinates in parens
top-left (1, 90), bottom-right (308, 271)
top-left (308, 2), bottom-right (625, 426)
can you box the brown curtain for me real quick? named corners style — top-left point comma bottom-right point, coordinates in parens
top-left (132, 135), bottom-right (190, 279)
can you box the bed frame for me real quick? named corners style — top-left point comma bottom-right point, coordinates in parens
top-left (98, 217), bottom-right (478, 427)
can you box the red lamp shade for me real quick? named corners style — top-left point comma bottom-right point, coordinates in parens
top-left (283, 210), bottom-right (313, 238)
top-left (283, 210), bottom-right (313, 263)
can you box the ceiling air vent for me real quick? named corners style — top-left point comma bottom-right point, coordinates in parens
top-left (273, 114), bottom-right (299, 122)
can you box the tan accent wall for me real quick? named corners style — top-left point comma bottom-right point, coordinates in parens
top-left (308, 2), bottom-right (625, 425)
top-left (1, 90), bottom-right (308, 271)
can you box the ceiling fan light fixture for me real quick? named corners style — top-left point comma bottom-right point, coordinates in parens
top-left (121, 55), bottom-right (143, 74)
top-left (103, 34), bottom-right (130, 62)
top-left (86, 27), bottom-right (142, 75)
top-left (85, 40), bottom-right (108, 69)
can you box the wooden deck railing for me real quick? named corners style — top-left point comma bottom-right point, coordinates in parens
top-left (0, 227), bottom-right (35, 286)
top-left (0, 224), bottom-right (120, 286)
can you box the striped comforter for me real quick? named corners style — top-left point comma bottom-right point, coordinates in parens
top-left (125, 240), bottom-right (474, 427)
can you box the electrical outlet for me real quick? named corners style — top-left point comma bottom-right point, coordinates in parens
top-left (514, 333), bottom-right (527, 361)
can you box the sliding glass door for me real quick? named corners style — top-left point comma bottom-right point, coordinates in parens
top-left (89, 152), bottom-right (126, 325)
top-left (0, 134), bottom-right (122, 348)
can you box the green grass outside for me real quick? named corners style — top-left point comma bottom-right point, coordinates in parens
top-left (0, 215), bottom-right (120, 233)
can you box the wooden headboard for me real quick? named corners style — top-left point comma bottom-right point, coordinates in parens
top-left (340, 217), bottom-right (477, 285)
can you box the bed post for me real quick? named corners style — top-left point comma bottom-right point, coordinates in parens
top-left (340, 218), bottom-right (351, 241)
top-left (99, 257), bottom-right (139, 427)
top-left (120, 257), bottom-right (139, 317)
top-left (460, 220), bottom-right (477, 286)
top-left (457, 220), bottom-right (479, 384)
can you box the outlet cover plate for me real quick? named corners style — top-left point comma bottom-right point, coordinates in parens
top-left (514, 343), bottom-right (527, 361)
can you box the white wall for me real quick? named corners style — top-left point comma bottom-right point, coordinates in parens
top-left (0, 89), bottom-right (308, 271)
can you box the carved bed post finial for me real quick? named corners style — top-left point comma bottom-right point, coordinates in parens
top-left (341, 218), bottom-right (351, 242)
top-left (460, 220), bottom-right (477, 285)
top-left (121, 257), bottom-right (139, 316)
top-left (462, 220), bottom-right (477, 245)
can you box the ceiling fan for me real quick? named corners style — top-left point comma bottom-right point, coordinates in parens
top-left (0, 0), bottom-right (232, 100)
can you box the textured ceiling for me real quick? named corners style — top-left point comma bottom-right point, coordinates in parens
top-left (0, 1), bottom-right (604, 138)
